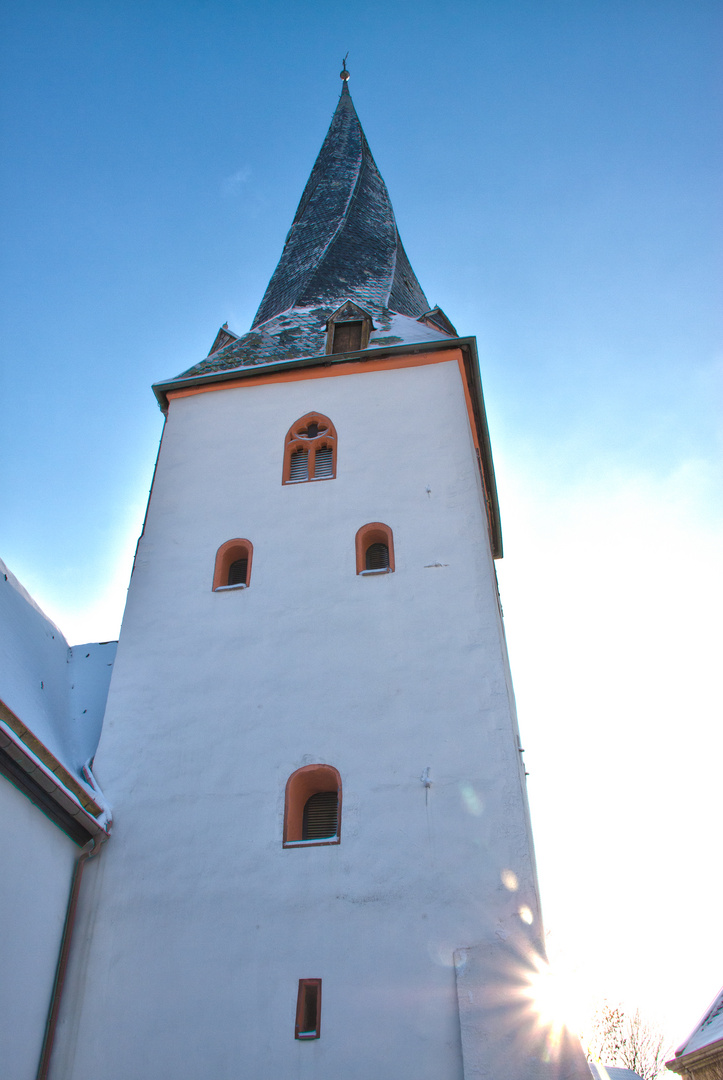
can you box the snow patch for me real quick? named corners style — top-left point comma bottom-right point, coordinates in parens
top-left (0, 558), bottom-right (114, 810)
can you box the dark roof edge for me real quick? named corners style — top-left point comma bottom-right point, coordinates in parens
top-left (152, 336), bottom-right (503, 558)
top-left (457, 340), bottom-right (503, 560)
top-left (0, 737), bottom-right (106, 846)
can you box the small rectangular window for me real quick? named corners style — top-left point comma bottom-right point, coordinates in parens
top-left (331, 321), bottom-right (362, 354)
top-left (295, 978), bottom-right (322, 1040)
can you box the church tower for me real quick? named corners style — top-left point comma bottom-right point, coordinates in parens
top-left (53, 72), bottom-right (591, 1079)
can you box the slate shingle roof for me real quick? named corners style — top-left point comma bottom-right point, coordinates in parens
top-left (252, 80), bottom-right (429, 328)
top-left (176, 81), bottom-right (440, 380)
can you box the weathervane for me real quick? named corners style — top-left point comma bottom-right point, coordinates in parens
top-left (340, 53), bottom-right (350, 82)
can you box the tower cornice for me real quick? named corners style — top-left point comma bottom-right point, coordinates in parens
top-left (153, 336), bottom-right (502, 559)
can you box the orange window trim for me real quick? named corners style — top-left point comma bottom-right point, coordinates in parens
top-left (355, 522), bottom-right (395, 574)
top-left (282, 412), bottom-right (337, 484)
top-left (283, 764), bottom-right (341, 847)
top-left (212, 538), bottom-right (253, 591)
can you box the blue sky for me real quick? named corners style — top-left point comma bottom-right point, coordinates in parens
top-left (2, 0), bottom-right (721, 1057)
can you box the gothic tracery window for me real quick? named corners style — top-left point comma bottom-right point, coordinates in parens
top-left (283, 413), bottom-right (337, 484)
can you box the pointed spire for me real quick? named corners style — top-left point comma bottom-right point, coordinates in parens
top-left (173, 77), bottom-right (452, 381)
top-left (251, 77), bottom-right (429, 329)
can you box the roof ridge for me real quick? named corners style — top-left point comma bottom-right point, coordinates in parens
top-left (386, 218), bottom-right (400, 309)
top-left (297, 117), bottom-right (364, 293)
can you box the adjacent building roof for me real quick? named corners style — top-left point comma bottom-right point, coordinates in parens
top-left (588, 1064), bottom-right (643, 1079)
top-left (667, 985), bottom-right (723, 1076)
top-left (0, 558), bottom-right (114, 841)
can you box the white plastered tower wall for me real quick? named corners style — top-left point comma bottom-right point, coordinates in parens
top-left (50, 77), bottom-right (594, 1079)
top-left (48, 352), bottom-right (546, 1078)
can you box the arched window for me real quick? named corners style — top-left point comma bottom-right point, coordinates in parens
top-left (283, 413), bottom-right (337, 484)
top-left (355, 523), bottom-right (395, 575)
top-left (212, 539), bottom-right (253, 591)
top-left (283, 764), bottom-right (341, 847)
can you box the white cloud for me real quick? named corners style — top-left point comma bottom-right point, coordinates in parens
top-left (221, 166), bottom-right (251, 196)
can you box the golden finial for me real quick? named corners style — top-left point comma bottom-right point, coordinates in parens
top-left (340, 54), bottom-right (350, 82)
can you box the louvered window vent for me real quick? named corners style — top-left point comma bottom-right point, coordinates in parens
top-left (314, 446), bottom-right (333, 478)
top-left (227, 558), bottom-right (248, 586)
top-left (284, 414), bottom-right (336, 484)
top-left (289, 450), bottom-right (309, 481)
top-left (302, 791), bottom-right (338, 841)
top-left (366, 543), bottom-right (390, 571)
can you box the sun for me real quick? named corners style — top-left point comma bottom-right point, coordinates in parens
top-left (523, 948), bottom-right (594, 1056)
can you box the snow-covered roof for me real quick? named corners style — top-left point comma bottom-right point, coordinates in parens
top-left (588, 1064), bottom-right (643, 1079)
top-left (0, 558), bottom-right (114, 835)
top-left (673, 985), bottom-right (723, 1058)
top-left (174, 304), bottom-right (454, 381)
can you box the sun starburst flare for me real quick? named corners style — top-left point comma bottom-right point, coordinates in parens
top-left (522, 947), bottom-right (594, 1061)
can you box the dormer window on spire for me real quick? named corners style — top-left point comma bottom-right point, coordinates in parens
top-left (325, 301), bottom-right (374, 355)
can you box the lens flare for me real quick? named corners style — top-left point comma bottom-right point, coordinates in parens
top-left (501, 868), bottom-right (519, 891)
top-left (459, 782), bottom-right (484, 816)
top-left (522, 949), bottom-right (592, 1059)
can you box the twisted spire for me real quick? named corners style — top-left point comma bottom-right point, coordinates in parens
top-left (252, 79), bottom-right (428, 328)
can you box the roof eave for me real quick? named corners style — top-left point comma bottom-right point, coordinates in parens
top-left (0, 723), bottom-right (109, 845)
top-left (152, 335), bottom-right (503, 559)
top-left (666, 1036), bottom-right (723, 1074)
